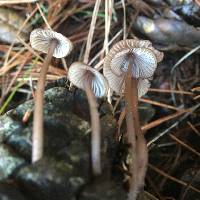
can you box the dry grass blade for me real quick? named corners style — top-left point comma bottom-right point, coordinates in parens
top-left (84, 0), bottom-right (102, 64)
top-left (16, 35), bottom-right (43, 61)
top-left (192, 86), bottom-right (200, 92)
top-left (171, 45), bottom-right (200, 74)
top-left (180, 170), bottom-right (200, 200)
top-left (147, 104), bottom-right (200, 146)
top-left (0, 0), bottom-right (37, 4)
top-left (148, 88), bottom-right (193, 95)
top-left (0, 53), bottom-right (31, 106)
top-left (194, 95), bottom-right (200, 100)
top-left (140, 98), bottom-right (182, 111)
top-left (187, 121), bottom-right (200, 137)
top-left (36, 2), bottom-right (51, 29)
top-left (0, 56), bottom-right (26, 75)
top-left (150, 163), bottom-right (200, 193)
top-left (4, 6), bottom-right (38, 66)
top-left (104, 0), bottom-right (113, 55)
top-left (91, 30), bottom-right (122, 67)
top-left (142, 109), bottom-right (188, 131)
top-left (148, 164), bottom-right (200, 194)
top-left (169, 134), bottom-right (200, 157)
top-left (121, 0), bottom-right (126, 39)
top-left (35, 3), bottom-right (68, 73)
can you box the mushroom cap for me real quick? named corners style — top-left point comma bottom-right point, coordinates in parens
top-left (103, 39), bottom-right (163, 96)
top-left (104, 39), bottom-right (163, 79)
top-left (68, 62), bottom-right (109, 98)
top-left (104, 69), bottom-right (151, 97)
top-left (30, 29), bottom-right (73, 58)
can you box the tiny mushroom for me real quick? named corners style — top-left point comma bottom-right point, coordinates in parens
top-left (103, 39), bottom-right (163, 199)
top-left (103, 39), bottom-right (163, 96)
top-left (30, 28), bottom-right (73, 163)
top-left (68, 62), bottom-right (108, 175)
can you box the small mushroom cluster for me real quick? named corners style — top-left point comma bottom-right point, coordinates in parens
top-left (30, 27), bottom-right (163, 198)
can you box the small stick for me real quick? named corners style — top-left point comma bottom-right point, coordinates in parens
top-left (32, 40), bottom-right (57, 162)
top-left (83, 0), bottom-right (102, 63)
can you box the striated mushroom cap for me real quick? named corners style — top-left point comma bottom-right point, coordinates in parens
top-left (30, 29), bottom-right (73, 58)
top-left (68, 62), bottom-right (109, 98)
top-left (103, 39), bottom-right (163, 97)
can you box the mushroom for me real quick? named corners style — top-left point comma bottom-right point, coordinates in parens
top-left (103, 39), bottom-right (163, 199)
top-left (30, 28), bottom-right (73, 162)
top-left (68, 62), bottom-right (108, 175)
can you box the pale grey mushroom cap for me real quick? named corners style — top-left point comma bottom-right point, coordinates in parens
top-left (104, 69), bottom-right (151, 98)
top-left (103, 39), bottom-right (163, 97)
top-left (30, 29), bottom-right (73, 58)
top-left (68, 62), bottom-right (109, 98)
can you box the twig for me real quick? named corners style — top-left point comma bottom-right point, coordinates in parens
top-left (0, 0), bottom-right (37, 4)
top-left (147, 104), bottom-right (200, 146)
top-left (171, 45), bottom-right (200, 74)
top-left (148, 164), bottom-right (200, 194)
top-left (140, 98), bottom-right (182, 111)
top-left (169, 134), bottom-right (200, 157)
top-left (148, 88), bottom-right (193, 95)
top-left (142, 109), bottom-right (188, 132)
top-left (121, 0), bottom-right (126, 39)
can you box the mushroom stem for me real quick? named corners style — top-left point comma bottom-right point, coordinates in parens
top-left (32, 39), bottom-right (57, 162)
top-left (125, 54), bottom-right (148, 200)
top-left (124, 55), bottom-right (138, 200)
top-left (84, 81), bottom-right (101, 176)
top-left (130, 77), bottom-right (148, 195)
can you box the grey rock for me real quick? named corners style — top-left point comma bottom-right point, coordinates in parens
top-left (16, 158), bottom-right (87, 200)
top-left (0, 144), bottom-right (25, 180)
top-left (0, 87), bottom-right (90, 159)
top-left (80, 176), bottom-right (126, 200)
top-left (0, 86), bottom-right (130, 199)
top-left (0, 8), bottom-right (31, 44)
top-left (135, 16), bottom-right (200, 48)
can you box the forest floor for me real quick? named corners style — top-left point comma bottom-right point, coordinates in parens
top-left (0, 0), bottom-right (200, 200)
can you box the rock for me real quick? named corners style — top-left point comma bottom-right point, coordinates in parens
top-left (0, 114), bottom-right (22, 143)
top-left (16, 158), bottom-right (87, 200)
top-left (135, 16), bottom-right (200, 49)
top-left (0, 86), bottom-right (127, 199)
top-left (0, 8), bottom-right (31, 44)
top-left (0, 87), bottom-right (90, 159)
top-left (80, 177), bottom-right (126, 200)
top-left (0, 182), bottom-right (27, 200)
top-left (0, 144), bottom-right (25, 180)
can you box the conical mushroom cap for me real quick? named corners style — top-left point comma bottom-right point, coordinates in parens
top-left (30, 29), bottom-right (73, 58)
top-left (103, 39), bottom-right (163, 96)
top-left (68, 62), bottom-right (109, 98)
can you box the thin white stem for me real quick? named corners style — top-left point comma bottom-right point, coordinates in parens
top-left (83, 0), bottom-right (102, 64)
top-left (32, 40), bottom-right (57, 162)
top-left (85, 81), bottom-right (101, 176)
